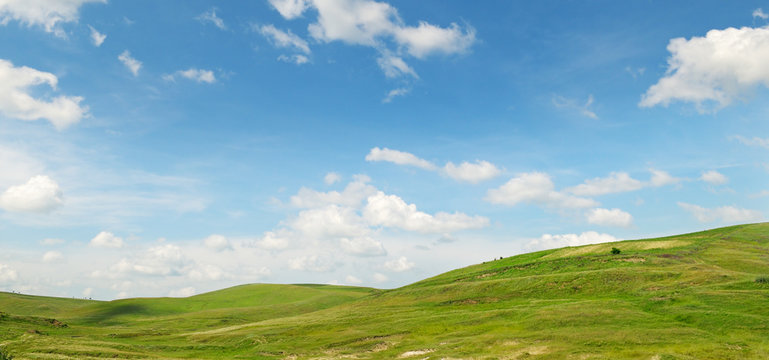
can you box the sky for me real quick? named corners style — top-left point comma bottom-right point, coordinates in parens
top-left (1, 0), bottom-right (769, 300)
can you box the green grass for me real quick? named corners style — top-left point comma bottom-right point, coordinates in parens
top-left (2, 223), bottom-right (769, 359)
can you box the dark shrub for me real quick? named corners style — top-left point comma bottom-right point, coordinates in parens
top-left (611, 247), bottom-right (621, 255)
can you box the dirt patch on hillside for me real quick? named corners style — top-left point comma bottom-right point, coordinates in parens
top-left (398, 349), bottom-right (435, 358)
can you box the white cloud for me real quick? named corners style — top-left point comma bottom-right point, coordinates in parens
top-left (0, 59), bottom-right (87, 129)
top-left (339, 237), bottom-right (386, 256)
top-left (0, 263), bottom-right (18, 283)
top-left (42, 250), bottom-right (63, 263)
top-left (41, 238), bottom-right (64, 246)
top-left (485, 172), bottom-right (598, 209)
top-left (203, 234), bottom-right (231, 252)
top-left (700, 170), bottom-right (728, 185)
top-left (89, 231), bottom-right (123, 248)
top-left (383, 256), bottom-right (414, 272)
top-left (291, 204), bottom-right (369, 238)
top-left (364, 191), bottom-right (489, 233)
top-left (732, 135), bottom-right (769, 149)
top-left (253, 231), bottom-right (290, 250)
top-left (129, 244), bottom-right (188, 276)
top-left (0, 175), bottom-right (63, 213)
top-left (0, 0), bottom-right (105, 37)
top-left (82, 287), bottom-right (93, 297)
top-left (344, 275), bottom-right (362, 284)
top-left (678, 202), bottom-right (763, 223)
top-left (567, 172), bottom-right (644, 196)
top-left (443, 160), bottom-right (501, 184)
top-left (290, 175), bottom-right (376, 208)
top-left (754, 8), bottom-right (769, 20)
top-left (164, 68), bottom-right (216, 83)
top-left (640, 26), bottom-right (769, 111)
top-left (394, 21), bottom-right (476, 59)
top-left (649, 169), bottom-right (679, 187)
top-left (324, 172), bottom-right (341, 185)
top-left (269, 0), bottom-right (474, 78)
top-left (372, 272), bottom-right (387, 282)
top-left (196, 7), bottom-right (225, 30)
top-left (289, 254), bottom-right (334, 272)
top-left (188, 264), bottom-right (227, 281)
top-left (527, 231), bottom-right (619, 251)
top-left (382, 87), bottom-right (409, 103)
top-left (88, 25), bottom-right (105, 46)
top-left (169, 286), bottom-right (196, 297)
top-left (118, 50), bottom-right (141, 76)
top-left (268, 0), bottom-right (310, 19)
top-left (586, 208), bottom-right (633, 228)
top-left (377, 54), bottom-right (417, 78)
top-left (552, 94), bottom-right (598, 119)
top-left (365, 147), bottom-right (436, 170)
top-left (259, 24), bottom-right (311, 54)
top-left (277, 54), bottom-right (310, 65)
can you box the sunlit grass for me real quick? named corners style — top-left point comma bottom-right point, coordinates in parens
top-left (1, 223), bottom-right (768, 359)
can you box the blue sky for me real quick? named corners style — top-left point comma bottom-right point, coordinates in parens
top-left (1, 0), bottom-right (768, 299)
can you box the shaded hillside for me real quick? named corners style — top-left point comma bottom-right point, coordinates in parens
top-left (1, 224), bottom-right (769, 359)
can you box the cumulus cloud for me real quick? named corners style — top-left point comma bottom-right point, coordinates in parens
top-left (89, 231), bottom-right (123, 248)
top-left (163, 68), bottom-right (216, 83)
top-left (291, 204), bottom-right (370, 239)
top-left (527, 231), bottom-right (619, 251)
top-left (372, 272), bottom-right (387, 282)
top-left (196, 7), bottom-right (225, 30)
top-left (641, 25), bottom-right (769, 111)
top-left (289, 254), bottom-right (334, 272)
top-left (268, 0), bottom-right (475, 79)
top-left (259, 24), bottom-right (311, 54)
top-left (118, 50), bottom-right (141, 76)
top-left (203, 234), bottom-right (231, 252)
top-left (41, 238), bottom-right (64, 245)
top-left (0, 0), bottom-right (105, 37)
top-left (324, 172), bottom-right (341, 185)
top-left (443, 160), bottom-right (501, 184)
top-left (339, 237), bottom-right (386, 256)
top-left (678, 202), bottom-right (763, 223)
top-left (567, 170), bottom-right (678, 196)
top-left (88, 25), bottom-right (105, 46)
top-left (364, 191), bottom-right (489, 233)
top-left (566, 172), bottom-right (644, 196)
top-left (125, 244), bottom-right (188, 276)
top-left (365, 147), bottom-right (436, 170)
top-left (0, 59), bottom-right (88, 129)
top-left (169, 286), bottom-right (196, 297)
top-left (42, 250), bottom-right (63, 263)
top-left (268, 0), bottom-right (310, 19)
top-left (0, 263), bottom-right (18, 283)
top-left (291, 175), bottom-right (376, 208)
top-left (0, 175), bottom-right (63, 213)
top-left (649, 169), bottom-right (679, 187)
top-left (700, 170), bottom-right (728, 185)
top-left (485, 172), bottom-right (598, 209)
top-left (253, 231), bottom-right (290, 250)
top-left (345, 275), bottom-right (362, 284)
top-left (383, 256), bottom-right (414, 272)
top-left (586, 208), bottom-right (633, 228)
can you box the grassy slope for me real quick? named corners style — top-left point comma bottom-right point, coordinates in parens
top-left (2, 223), bottom-right (769, 359)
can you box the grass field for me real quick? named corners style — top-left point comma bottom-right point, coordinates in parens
top-left (2, 223), bottom-right (769, 359)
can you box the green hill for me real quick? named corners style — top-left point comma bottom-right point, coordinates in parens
top-left (2, 223), bottom-right (769, 359)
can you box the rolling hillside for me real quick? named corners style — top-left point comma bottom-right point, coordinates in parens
top-left (2, 223), bottom-right (769, 359)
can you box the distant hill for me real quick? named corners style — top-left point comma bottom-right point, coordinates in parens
top-left (1, 223), bottom-right (768, 359)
